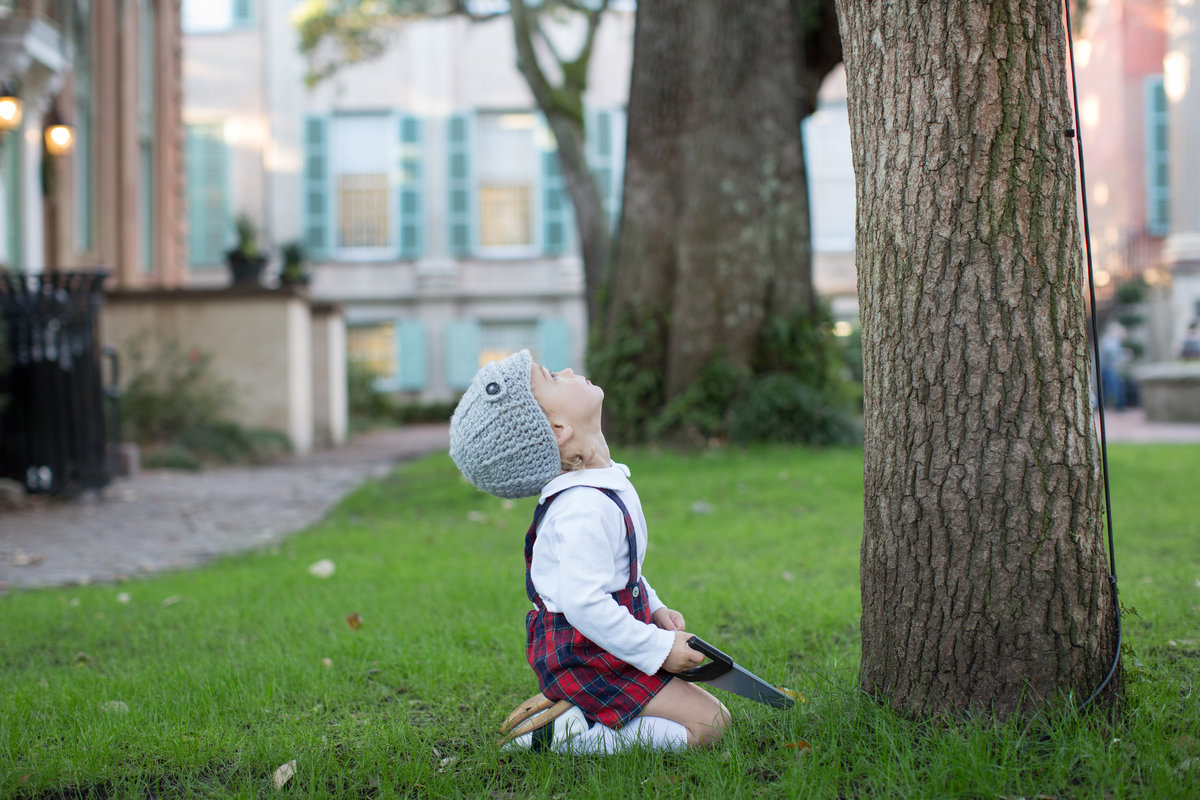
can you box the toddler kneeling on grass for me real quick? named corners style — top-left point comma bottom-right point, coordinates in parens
top-left (449, 350), bottom-right (730, 754)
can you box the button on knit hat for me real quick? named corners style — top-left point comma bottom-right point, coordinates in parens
top-left (449, 349), bottom-right (562, 499)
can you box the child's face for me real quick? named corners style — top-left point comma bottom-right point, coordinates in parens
top-left (530, 363), bottom-right (604, 432)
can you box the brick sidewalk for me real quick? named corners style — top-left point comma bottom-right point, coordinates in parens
top-left (0, 424), bottom-right (449, 591)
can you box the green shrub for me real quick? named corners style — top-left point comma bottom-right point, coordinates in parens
top-left (346, 359), bottom-right (397, 428)
top-left (142, 443), bottom-right (204, 471)
top-left (121, 338), bottom-right (232, 443)
top-left (729, 372), bottom-right (862, 445)
top-left (120, 337), bottom-right (291, 467)
top-left (1115, 278), bottom-right (1147, 305)
top-left (647, 358), bottom-right (746, 444)
top-left (592, 304), bottom-right (862, 446)
top-left (176, 421), bottom-right (290, 464)
top-left (394, 398), bottom-right (458, 424)
top-left (346, 360), bottom-right (457, 429)
top-left (1117, 311), bottom-right (1145, 330)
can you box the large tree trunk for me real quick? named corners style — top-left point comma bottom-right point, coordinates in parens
top-left (599, 0), bottom-right (816, 430)
top-left (837, 0), bottom-right (1120, 717)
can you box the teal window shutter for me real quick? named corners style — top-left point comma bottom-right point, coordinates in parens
top-left (446, 114), bottom-right (474, 257)
top-left (303, 116), bottom-right (330, 259)
top-left (233, 0), bottom-right (254, 26)
top-left (536, 318), bottom-right (571, 371)
top-left (185, 123), bottom-right (229, 267)
top-left (541, 143), bottom-right (569, 255)
top-left (396, 320), bottom-right (428, 391)
top-left (445, 319), bottom-right (482, 391)
top-left (397, 114), bottom-right (424, 260)
top-left (1144, 76), bottom-right (1169, 236)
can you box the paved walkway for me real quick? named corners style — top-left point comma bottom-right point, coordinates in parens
top-left (2, 411), bottom-right (1198, 592)
top-left (0, 424), bottom-right (450, 591)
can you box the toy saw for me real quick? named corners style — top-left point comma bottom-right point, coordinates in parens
top-left (676, 636), bottom-right (795, 709)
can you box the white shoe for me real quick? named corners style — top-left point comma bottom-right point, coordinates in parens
top-left (500, 703), bottom-right (588, 753)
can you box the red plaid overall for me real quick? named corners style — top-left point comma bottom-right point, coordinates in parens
top-left (524, 487), bottom-right (672, 729)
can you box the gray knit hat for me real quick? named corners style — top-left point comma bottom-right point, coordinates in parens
top-left (449, 349), bottom-right (561, 499)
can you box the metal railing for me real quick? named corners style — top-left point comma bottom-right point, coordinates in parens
top-left (0, 270), bottom-right (116, 496)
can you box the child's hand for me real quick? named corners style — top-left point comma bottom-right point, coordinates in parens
top-left (662, 630), bottom-right (705, 673)
top-left (652, 607), bottom-right (686, 631)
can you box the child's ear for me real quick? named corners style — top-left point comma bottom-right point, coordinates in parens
top-left (552, 422), bottom-right (574, 447)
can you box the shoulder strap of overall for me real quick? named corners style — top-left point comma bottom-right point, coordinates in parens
top-left (524, 486), bottom-right (639, 603)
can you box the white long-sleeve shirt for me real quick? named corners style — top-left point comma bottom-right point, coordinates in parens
top-left (531, 463), bottom-right (676, 676)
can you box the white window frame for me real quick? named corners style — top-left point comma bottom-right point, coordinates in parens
top-left (474, 110), bottom-right (542, 259)
top-left (329, 113), bottom-right (396, 261)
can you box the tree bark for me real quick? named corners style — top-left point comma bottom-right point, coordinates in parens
top-left (836, 0), bottom-right (1120, 717)
top-left (601, 0), bottom-right (817, 425)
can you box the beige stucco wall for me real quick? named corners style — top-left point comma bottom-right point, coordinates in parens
top-left (101, 288), bottom-right (323, 454)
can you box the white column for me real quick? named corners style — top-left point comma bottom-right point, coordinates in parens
top-left (1165, 0), bottom-right (1200, 343)
top-left (264, 0), bottom-right (304, 248)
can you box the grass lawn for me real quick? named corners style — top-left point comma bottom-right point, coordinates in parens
top-left (1, 443), bottom-right (1197, 799)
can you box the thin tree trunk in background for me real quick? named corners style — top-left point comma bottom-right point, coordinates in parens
top-left (509, 0), bottom-right (612, 326)
top-left (837, 0), bottom-right (1120, 717)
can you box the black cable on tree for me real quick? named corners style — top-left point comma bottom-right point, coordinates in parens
top-left (1063, 0), bottom-right (1122, 713)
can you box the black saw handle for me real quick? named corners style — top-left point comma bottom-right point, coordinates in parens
top-left (676, 635), bottom-right (734, 682)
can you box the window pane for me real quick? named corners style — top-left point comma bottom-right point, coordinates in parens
top-left (479, 185), bottom-right (531, 247)
top-left (337, 173), bottom-right (390, 249)
top-left (182, 0), bottom-right (233, 33)
top-left (347, 323), bottom-right (397, 381)
top-left (479, 320), bottom-right (538, 367)
top-left (331, 115), bottom-right (392, 253)
top-left (476, 112), bottom-right (534, 249)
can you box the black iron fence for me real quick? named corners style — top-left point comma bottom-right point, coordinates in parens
top-left (0, 270), bottom-right (117, 496)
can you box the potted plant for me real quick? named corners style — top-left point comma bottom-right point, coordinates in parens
top-left (279, 241), bottom-right (309, 287)
top-left (226, 213), bottom-right (268, 286)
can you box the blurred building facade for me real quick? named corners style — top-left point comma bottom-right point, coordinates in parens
top-left (0, 0), bottom-right (185, 284)
top-left (1, 0), bottom-right (345, 456)
top-left (181, 0), bottom-right (858, 402)
top-left (178, 0), bottom-right (1200, 405)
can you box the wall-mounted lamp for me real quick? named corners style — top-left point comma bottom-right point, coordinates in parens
top-left (0, 81), bottom-right (22, 133)
top-left (44, 105), bottom-right (73, 156)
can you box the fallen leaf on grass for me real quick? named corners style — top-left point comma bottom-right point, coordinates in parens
top-left (308, 559), bottom-right (335, 578)
top-left (437, 756), bottom-right (458, 773)
top-left (102, 700), bottom-right (129, 714)
top-left (346, 613), bottom-right (363, 630)
top-left (13, 550), bottom-right (43, 567)
top-left (161, 595), bottom-right (182, 607)
top-left (273, 760), bottom-right (297, 789)
top-left (784, 740), bottom-right (812, 753)
top-left (321, 657), bottom-right (333, 669)
top-left (643, 774), bottom-right (681, 787)
top-left (116, 593), bottom-right (131, 604)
